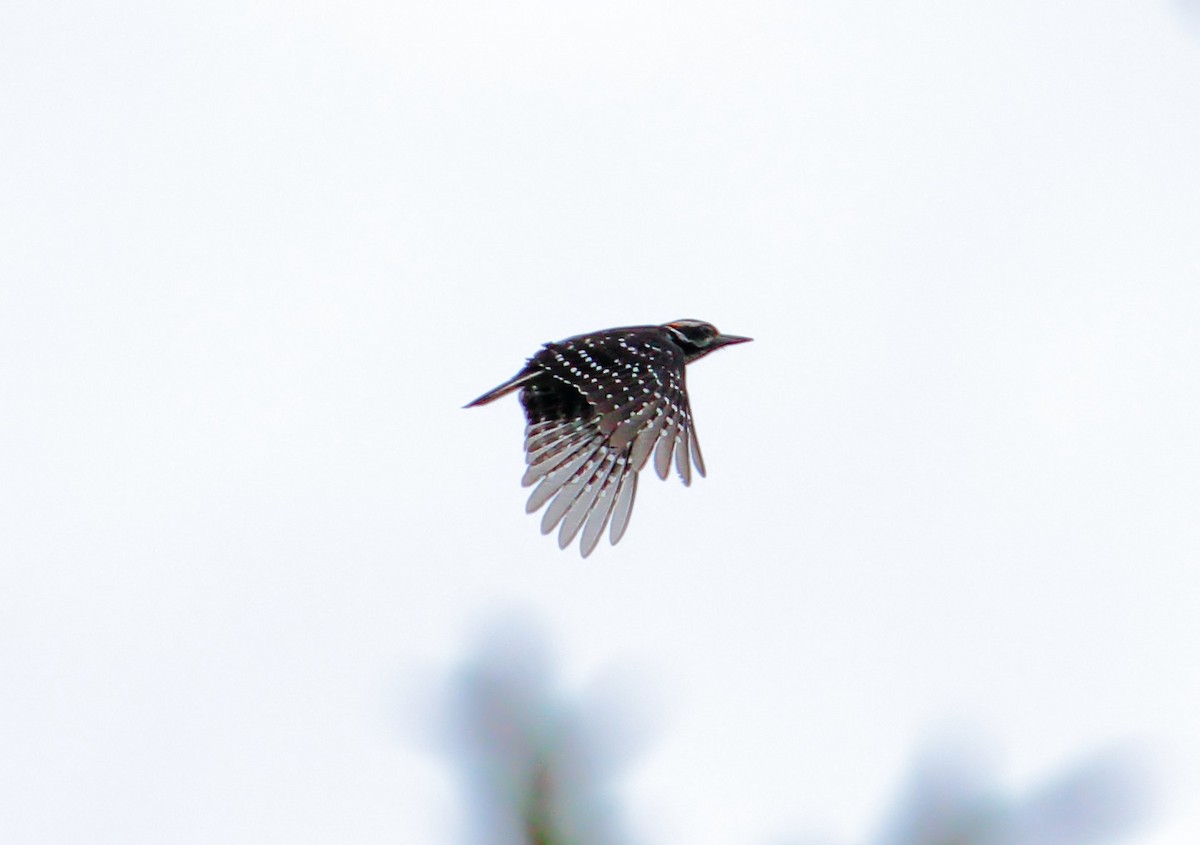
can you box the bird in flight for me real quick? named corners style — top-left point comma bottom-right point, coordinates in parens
top-left (466, 319), bottom-right (751, 557)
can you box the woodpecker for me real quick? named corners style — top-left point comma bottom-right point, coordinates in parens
top-left (466, 319), bottom-right (752, 557)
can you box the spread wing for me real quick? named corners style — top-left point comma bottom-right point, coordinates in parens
top-left (517, 331), bottom-right (705, 557)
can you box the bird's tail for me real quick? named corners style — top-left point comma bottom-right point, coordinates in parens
top-left (463, 370), bottom-right (538, 408)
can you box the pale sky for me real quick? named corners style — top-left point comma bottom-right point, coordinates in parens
top-left (2, 1), bottom-right (1199, 843)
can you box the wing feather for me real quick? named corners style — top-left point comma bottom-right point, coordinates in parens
top-left (654, 410), bottom-right (679, 480)
top-left (675, 417), bottom-right (692, 486)
top-left (525, 440), bottom-right (603, 513)
top-left (628, 406), bottom-right (667, 471)
top-left (522, 423), bottom-right (598, 487)
top-left (579, 457), bottom-right (626, 557)
top-left (609, 470), bottom-right (638, 544)
top-left (557, 450), bottom-right (620, 550)
top-left (525, 421), bottom-right (575, 459)
top-left (541, 447), bottom-right (607, 535)
top-left (688, 419), bottom-right (706, 477)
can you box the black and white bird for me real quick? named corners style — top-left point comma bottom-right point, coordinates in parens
top-left (466, 319), bottom-right (751, 557)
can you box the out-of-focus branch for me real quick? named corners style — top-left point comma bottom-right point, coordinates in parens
top-left (869, 740), bottom-right (1153, 845)
top-left (441, 618), bottom-right (636, 845)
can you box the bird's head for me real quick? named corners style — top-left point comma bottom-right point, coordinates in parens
top-left (663, 319), bottom-right (753, 362)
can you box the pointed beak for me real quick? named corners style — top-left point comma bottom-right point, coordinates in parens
top-left (715, 333), bottom-right (753, 347)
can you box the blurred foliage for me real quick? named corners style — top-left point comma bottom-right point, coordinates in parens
top-left (442, 618), bottom-right (633, 845)
top-left (437, 617), bottom-right (1154, 845)
top-left (869, 740), bottom-right (1152, 845)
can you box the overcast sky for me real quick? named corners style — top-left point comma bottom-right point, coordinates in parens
top-left (2, 1), bottom-right (1199, 843)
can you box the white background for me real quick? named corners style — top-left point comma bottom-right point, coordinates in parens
top-left (2, 1), bottom-right (1198, 842)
